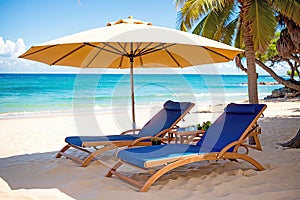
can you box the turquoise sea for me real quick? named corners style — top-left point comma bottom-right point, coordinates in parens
top-left (0, 73), bottom-right (282, 118)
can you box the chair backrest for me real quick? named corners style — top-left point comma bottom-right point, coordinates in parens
top-left (137, 100), bottom-right (194, 138)
top-left (196, 103), bottom-right (266, 152)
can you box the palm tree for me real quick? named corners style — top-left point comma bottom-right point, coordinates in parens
top-left (255, 27), bottom-right (300, 92)
top-left (176, 0), bottom-right (300, 103)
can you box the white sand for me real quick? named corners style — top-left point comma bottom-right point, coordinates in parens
top-left (0, 100), bottom-right (300, 199)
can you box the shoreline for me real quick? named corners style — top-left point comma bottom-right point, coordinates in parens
top-left (0, 102), bottom-right (168, 120)
top-left (1, 97), bottom-right (299, 120)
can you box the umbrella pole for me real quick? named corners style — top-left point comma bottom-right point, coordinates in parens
top-left (130, 56), bottom-right (136, 130)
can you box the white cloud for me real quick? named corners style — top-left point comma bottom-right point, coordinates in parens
top-left (0, 36), bottom-right (58, 72)
top-left (0, 37), bottom-right (25, 58)
top-left (0, 59), bottom-right (12, 66)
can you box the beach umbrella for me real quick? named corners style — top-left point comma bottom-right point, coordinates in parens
top-left (19, 16), bottom-right (243, 128)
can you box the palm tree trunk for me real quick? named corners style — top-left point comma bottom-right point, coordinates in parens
top-left (243, 21), bottom-right (259, 104)
top-left (280, 128), bottom-right (300, 148)
top-left (241, 2), bottom-right (259, 144)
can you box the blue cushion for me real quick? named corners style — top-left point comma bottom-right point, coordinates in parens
top-left (225, 103), bottom-right (259, 114)
top-left (137, 101), bottom-right (192, 138)
top-left (117, 144), bottom-right (208, 169)
top-left (163, 100), bottom-right (192, 111)
top-left (197, 104), bottom-right (266, 152)
top-left (66, 135), bottom-right (139, 147)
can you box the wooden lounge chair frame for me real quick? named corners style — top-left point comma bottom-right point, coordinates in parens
top-left (106, 104), bottom-right (267, 192)
top-left (56, 102), bottom-right (195, 167)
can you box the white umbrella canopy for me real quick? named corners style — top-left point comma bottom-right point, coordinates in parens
top-left (19, 16), bottom-right (243, 128)
top-left (106, 15), bottom-right (152, 26)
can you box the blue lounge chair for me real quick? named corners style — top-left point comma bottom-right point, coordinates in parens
top-left (106, 103), bottom-right (267, 192)
top-left (56, 100), bottom-right (194, 167)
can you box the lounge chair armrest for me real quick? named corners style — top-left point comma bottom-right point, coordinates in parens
top-left (217, 140), bottom-right (246, 159)
top-left (120, 129), bottom-right (142, 135)
top-left (129, 136), bottom-right (166, 146)
top-left (129, 128), bottom-right (172, 146)
top-left (155, 128), bottom-right (173, 137)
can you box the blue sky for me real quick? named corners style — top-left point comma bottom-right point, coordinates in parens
top-left (0, 0), bottom-right (286, 74)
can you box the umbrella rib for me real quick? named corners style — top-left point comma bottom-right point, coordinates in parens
top-left (118, 55), bottom-right (124, 68)
top-left (139, 55), bottom-right (143, 66)
top-left (139, 43), bottom-right (176, 56)
top-left (138, 43), bottom-right (166, 56)
top-left (19, 45), bottom-right (58, 58)
top-left (85, 43), bottom-right (123, 56)
top-left (84, 46), bottom-right (103, 68)
top-left (133, 42), bottom-right (143, 55)
top-left (130, 42), bottom-right (133, 54)
top-left (117, 42), bottom-right (129, 56)
top-left (135, 42), bottom-right (153, 56)
top-left (165, 49), bottom-right (181, 67)
top-left (103, 42), bottom-right (125, 55)
top-left (202, 46), bottom-right (231, 60)
top-left (51, 44), bottom-right (85, 65)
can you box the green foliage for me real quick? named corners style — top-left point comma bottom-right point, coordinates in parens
top-left (256, 32), bottom-right (279, 62)
top-left (192, 15), bottom-right (207, 35)
top-left (272, 0), bottom-right (300, 26)
top-left (200, 121), bottom-right (212, 131)
top-left (234, 22), bottom-right (244, 49)
top-left (176, 0), bottom-right (300, 53)
top-left (177, 0), bottom-right (278, 53)
top-left (221, 17), bottom-right (238, 45)
top-left (287, 70), bottom-right (299, 76)
top-left (245, 0), bottom-right (277, 53)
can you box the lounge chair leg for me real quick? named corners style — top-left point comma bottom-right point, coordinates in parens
top-left (56, 144), bottom-right (71, 158)
top-left (239, 154), bottom-right (265, 171)
top-left (81, 145), bottom-right (117, 167)
top-left (225, 153), bottom-right (265, 171)
top-left (106, 161), bottom-right (123, 177)
top-left (141, 157), bottom-right (198, 192)
top-left (140, 167), bottom-right (173, 192)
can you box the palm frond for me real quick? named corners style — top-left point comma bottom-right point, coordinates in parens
top-left (176, 11), bottom-right (188, 31)
top-left (201, 9), bottom-right (223, 38)
top-left (180, 0), bottom-right (209, 29)
top-left (214, 3), bottom-right (235, 41)
top-left (175, 0), bottom-right (188, 9)
top-left (179, 0), bottom-right (229, 30)
top-left (244, 0), bottom-right (277, 53)
top-left (192, 15), bottom-right (207, 35)
top-left (221, 17), bottom-right (239, 45)
top-left (201, 3), bottom-right (234, 39)
top-left (234, 19), bottom-right (244, 49)
top-left (220, 3), bottom-right (240, 45)
top-left (272, 0), bottom-right (300, 26)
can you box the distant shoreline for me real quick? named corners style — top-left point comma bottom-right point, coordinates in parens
top-left (241, 82), bottom-right (280, 85)
top-left (0, 72), bottom-right (289, 77)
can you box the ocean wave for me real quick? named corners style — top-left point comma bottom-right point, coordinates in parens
top-left (225, 93), bottom-right (247, 97)
top-left (0, 110), bottom-right (74, 119)
top-left (0, 107), bottom-right (117, 119)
